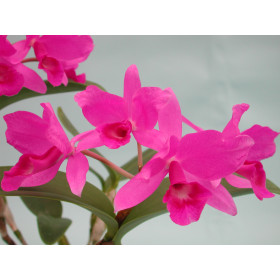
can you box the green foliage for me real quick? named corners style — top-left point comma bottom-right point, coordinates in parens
top-left (0, 166), bottom-right (118, 240)
top-left (0, 80), bottom-right (105, 110)
top-left (37, 214), bottom-right (71, 245)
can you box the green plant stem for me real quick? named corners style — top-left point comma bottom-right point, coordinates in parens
top-left (137, 142), bottom-right (143, 171)
top-left (58, 235), bottom-right (70, 245)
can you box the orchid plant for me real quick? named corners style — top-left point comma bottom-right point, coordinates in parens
top-left (0, 35), bottom-right (279, 245)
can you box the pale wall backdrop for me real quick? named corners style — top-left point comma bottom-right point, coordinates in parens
top-left (0, 35), bottom-right (280, 244)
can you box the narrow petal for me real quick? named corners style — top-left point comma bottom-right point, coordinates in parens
top-left (158, 88), bottom-right (182, 140)
top-left (16, 63), bottom-right (47, 94)
top-left (133, 129), bottom-right (167, 151)
top-left (242, 125), bottom-right (279, 161)
top-left (8, 40), bottom-right (30, 64)
top-left (223, 103), bottom-right (249, 138)
top-left (206, 184), bottom-right (237, 216)
top-left (74, 85), bottom-right (128, 126)
top-left (177, 130), bottom-right (254, 180)
top-left (4, 111), bottom-right (52, 155)
top-left (66, 152), bottom-right (89, 196)
top-left (41, 103), bottom-right (71, 154)
top-left (225, 174), bottom-right (252, 188)
top-left (235, 161), bottom-right (274, 200)
top-left (0, 35), bottom-right (16, 56)
top-left (123, 64), bottom-right (141, 117)
top-left (65, 68), bottom-right (86, 84)
top-left (114, 157), bottom-right (168, 211)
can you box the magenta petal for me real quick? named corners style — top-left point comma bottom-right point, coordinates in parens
top-left (8, 40), bottom-right (30, 64)
top-left (158, 88), bottom-right (182, 140)
top-left (163, 181), bottom-right (211, 226)
top-left (75, 85), bottom-right (128, 127)
top-left (177, 130), bottom-right (254, 180)
top-left (98, 121), bottom-right (132, 149)
top-left (38, 35), bottom-right (94, 62)
top-left (66, 152), bottom-right (89, 197)
top-left (4, 111), bottom-right (52, 155)
top-left (65, 68), bottom-right (86, 84)
top-left (123, 64), bottom-right (141, 117)
top-left (223, 103), bottom-right (249, 138)
top-left (242, 125), bottom-right (279, 161)
top-left (132, 87), bottom-right (171, 130)
top-left (0, 61), bottom-right (24, 96)
top-left (133, 129), bottom-right (168, 151)
top-left (38, 56), bottom-right (65, 86)
top-left (16, 63), bottom-right (47, 94)
top-left (41, 103), bottom-right (71, 154)
top-left (72, 130), bottom-right (104, 152)
top-left (1, 154), bottom-right (64, 191)
top-left (225, 174), bottom-right (252, 188)
top-left (207, 184), bottom-right (237, 216)
top-left (114, 157), bottom-right (168, 211)
top-left (0, 35), bottom-right (16, 56)
top-left (169, 161), bottom-right (187, 185)
top-left (236, 161), bottom-right (274, 200)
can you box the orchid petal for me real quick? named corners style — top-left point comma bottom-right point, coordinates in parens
top-left (158, 88), bottom-right (182, 140)
top-left (66, 152), bottom-right (89, 197)
top-left (8, 40), bottom-right (30, 64)
top-left (225, 174), bottom-right (252, 188)
top-left (0, 35), bottom-right (16, 56)
top-left (15, 63), bottom-right (47, 93)
top-left (177, 130), bottom-right (254, 180)
top-left (75, 85), bottom-right (128, 127)
top-left (242, 125), bottom-right (279, 161)
top-left (114, 157), bottom-right (168, 211)
top-left (223, 103), bottom-right (249, 138)
top-left (123, 64), bottom-right (141, 117)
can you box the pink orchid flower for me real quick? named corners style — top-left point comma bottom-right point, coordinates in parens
top-left (114, 89), bottom-right (253, 226)
top-left (1, 103), bottom-right (89, 197)
top-left (221, 104), bottom-right (279, 200)
top-left (0, 35), bottom-right (46, 96)
top-left (74, 65), bottom-right (171, 150)
top-left (26, 35), bottom-right (94, 86)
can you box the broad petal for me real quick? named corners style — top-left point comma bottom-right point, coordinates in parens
top-left (132, 87), bottom-right (171, 130)
top-left (223, 103), bottom-right (249, 138)
top-left (133, 129), bottom-right (168, 151)
top-left (236, 161), bottom-right (274, 200)
top-left (0, 61), bottom-right (24, 96)
top-left (38, 35), bottom-right (94, 62)
top-left (41, 103), bottom-right (71, 154)
top-left (207, 184), bottom-right (237, 216)
top-left (74, 85), bottom-right (128, 127)
top-left (16, 63), bottom-right (47, 94)
top-left (163, 181), bottom-right (211, 226)
top-left (114, 157), bottom-right (168, 211)
top-left (177, 130), bottom-right (254, 180)
top-left (4, 111), bottom-right (52, 155)
top-left (123, 64), bottom-right (141, 117)
top-left (242, 125), bottom-right (279, 161)
top-left (66, 152), bottom-right (89, 197)
top-left (158, 88), bottom-right (182, 140)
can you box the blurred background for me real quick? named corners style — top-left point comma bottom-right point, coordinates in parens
top-left (0, 35), bottom-right (280, 244)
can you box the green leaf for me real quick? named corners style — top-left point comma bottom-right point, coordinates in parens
top-left (112, 178), bottom-right (170, 244)
top-left (118, 149), bottom-right (157, 181)
top-left (0, 166), bottom-right (118, 239)
top-left (21, 197), bottom-right (62, 218)
top-left (57, 107), bottom-right (120, 192)
top-left (37, 214), bottom-right (71, 245)
top-left (0, 80), bottom-right (106, 110)
top-left (266, 178), bottom-right (280, 195)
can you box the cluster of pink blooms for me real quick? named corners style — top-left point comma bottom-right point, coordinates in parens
top-left (1, 36), bottom-right (279, 226)
top-left (0, 35), bottom-right (93, 96)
